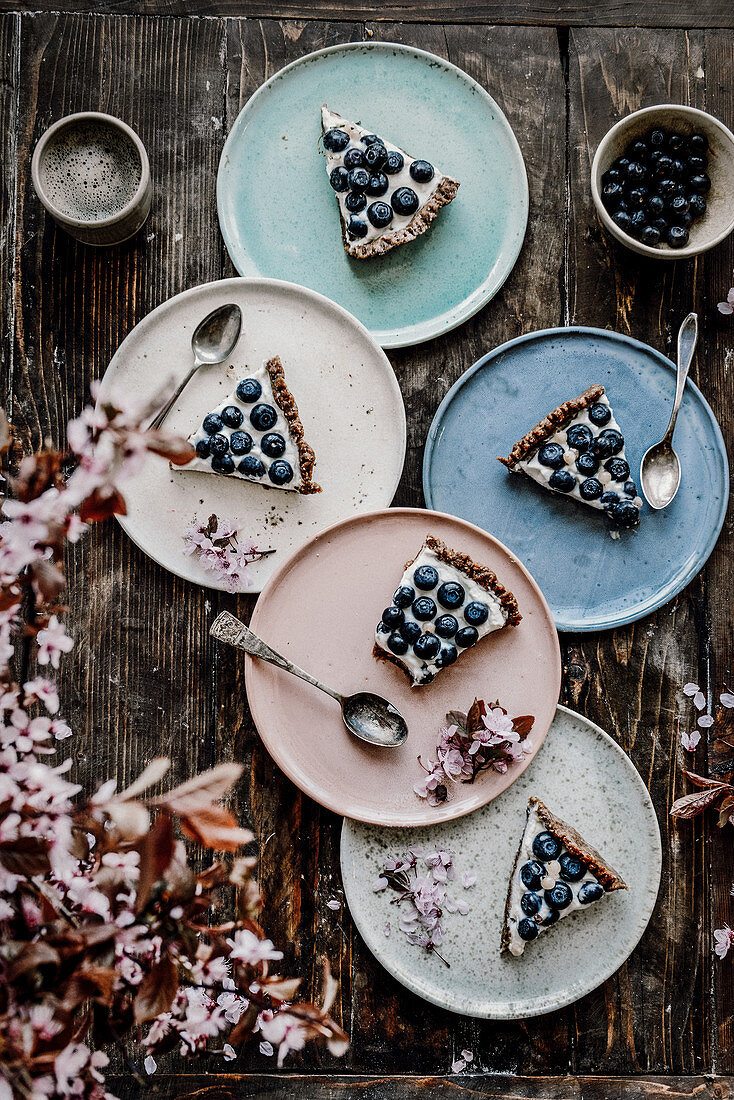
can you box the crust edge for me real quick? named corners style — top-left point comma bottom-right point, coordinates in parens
top-left (498, 384), bottom-right (606, 470)
top-left (344, 176), bottom-right (460, 260)
top-left (423, 534), bottom-right (522, 626)
top-left (264, 356), bottom-right (321, 495)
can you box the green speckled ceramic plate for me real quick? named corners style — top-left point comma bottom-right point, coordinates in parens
top-left (341, 705), bottom-right (661, 1018)
top-left (217, 42), bottom-right (528, 349)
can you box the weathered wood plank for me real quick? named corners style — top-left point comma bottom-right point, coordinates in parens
top-left (0, 14), bottom-right (18, 421)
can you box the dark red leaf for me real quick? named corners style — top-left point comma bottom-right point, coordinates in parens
top-left (466, 698), bottom-right (486, 734)
top-left (146, 432), bottom-right (196, 466)
top-left (0, 836), bottom-right (51, 875)
top-left (682, 770), bottom-right (732, 790)
top-left (133, 955), bottom-right (179, 1023)
top-left (671, 786), bottom-right (729, 818)
top-left (79, 487), bottom-right (127, 523)
top-left (8, 941), bottom-right (60, 979)
top-left (9, 451), bottom-right (66, 501)
top-left (179, 805), bottom-right (254, 852)
top-left (512, 714), bottom-right (535, 738)
top-left (30, 558), bottom-right (66, 604)
top-left (136, 812), bottom-right (175, 913)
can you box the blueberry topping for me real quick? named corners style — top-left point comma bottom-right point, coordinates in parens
top-left (367, 201), bottom-right (393, 228)
top-left (361, 134), bottom-right (381, 146)
top-left (393, 585), bottom-right (415, 609)
top-left (345, 190), bottom-right (367, 213)
top-left (376, 620), bottom-right (390, 636)
top-left (600, 490), bottom-right (620, 508)
top-left (544, 882), bottom-right (573, 910)
top-left (518, 917), bottom-right (539, 942)
top-left (409, 159), bottom-right (434, 183)
top-left (366, 172), bottom-right (389, 197)
top-left (238, 455), bottom-right (265, 478)
top-left (412, 597), bottom-right (437, 620)
top-left (578, 881), bottom-right (605, 904)
top-left (435, 614), bottom-right (459, 638)
top-left (347, 167), bottom-right (370, 192)
top-left (436, 644), bottom-right (458, 668)
top-left (437, 581), bottom-right (465, 609)
top-left (229, 431), bottom-right (253, 456)
top-left (391, 187), bottom-right (420, 216)
top-left (209, 433), bottom-right (229, 456)
top-left (533, 831), bottom-right (562, 861)
top-left (668, 225), bottom-right (689, 248)
top-left (195, 438), bottom-right (211, 458)
top-left (347, 216), bottom-right (368, 239)
top-left (549, 468), bottom-right (575, 493)
top-left (566, 424), bottom-right (593, 451)
top-left (323, 128), bottom-right (349, 153)
top-left (268, 460), bottom-right (294, 486)
top-left (588, 402), bottom-right (611, 426)
top-left (579, 477), bottom-right (603, 500)
top-left (520, 860), bottom-right (545, 890)
top-left (623, 479), bottom-right (637, 497)
top-left (414, 633), bottom-right (441, 660)
top-left (464, 602), bottom-right (489, 625)
top-left (381, 605), bottom-right (404, 629)
top-left (455, 626), bottom-right (479, 648)
top-left (541, 908), bottom-right (560, 927)
top-left (250, 403), bottom-right (277, 432)
top-left (537, 442), bottom-right (565, 469)
top-left (521, 891), bottom-right (542, 916)
top-left (413, 565), bottom-right (439, 590)
top-left (605, 457), bottom-right (630, 480)
top-left (559, 853), bottom-right (587, 882)
top-left (577, 451), bottom-right (600, 475)
top-left (384, 150), bottom-right (404, 174)
top-left (221, 405), bottom-right (243, 429)
top-left (386, 631), bottom-right (408, 656)
top-left (400, 620), bottom-right (422, 644)
top-left (236, 378), bottom-right (262, 403)
top-left (211, 454), bottom-right (235, 474)
top-left (612, 500), bottom-right (640, 528)
top-left (330, 166), bottom-right (349, 192)
top-left (261, 432), bottom-right (286, 458)
top-left (343, 147), bottom-right (366, 170)
top-left (202, 413), bottom-right (223, 435)
top-left (364, 141), bottom-right (388, 170)
top-left (591, 428), bottom-right (624, 458)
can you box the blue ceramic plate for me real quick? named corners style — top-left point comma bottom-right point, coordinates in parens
top-left (217, 42), bottom-right (528, 349)
top-left (423, 328), bottom-right (728, 631)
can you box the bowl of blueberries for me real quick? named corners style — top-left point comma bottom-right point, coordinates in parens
top-left (591, 104), bottom-right (734, 258)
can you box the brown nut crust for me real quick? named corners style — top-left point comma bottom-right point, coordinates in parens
top-left (498, 384), bottom-right (606, 469)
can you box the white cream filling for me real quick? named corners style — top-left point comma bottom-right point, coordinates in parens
top-left (322, 107), bottom-right (446, 246)
top-left (505, 805), bottom-right (604, 957)
top-left (374, 545), bottom-right (507, 686)
top-left (180, 360), bottom-right (303, 492)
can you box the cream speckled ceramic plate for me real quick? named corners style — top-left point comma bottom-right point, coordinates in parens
top-left (340, 705), bottom-right (661, 1018)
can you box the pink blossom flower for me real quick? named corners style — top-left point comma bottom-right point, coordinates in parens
top-left (257, 1010), bottom-right (309, 1066)
top-left (36, 616), bottom-right (73, 669)
top-left (683, 682), bottom-right (699, 697)
top-left (461, 871), bottom-right (477, 889)
top-left (693, 690), bottom-right (706, 711)
top-left (23, 677), bottom-right (60, 714)
top-left (714, 925), bottom-right (734, 958)
top-left (698, 714), bottom-right (714, 728)
top-left (721, 692), bottom-right (734, 709)
top-left (717, 288), bottom-right (734, 315)
top-left (226, 928), bottom-right (283, 966)
top-left (680, 730), bottom-right (701, 752)
top-left (482, 707), bottom-right (517, 738)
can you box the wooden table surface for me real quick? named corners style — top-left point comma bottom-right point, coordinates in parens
top-left (1, 0), bottom-right (732, 1096)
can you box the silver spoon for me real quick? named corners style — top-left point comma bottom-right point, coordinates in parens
top-left (149, 303), bottom-right (243, 430)
top-left (210, 611), bottom-right (408, 749)
top-left (640, 312), bottom-right (698, 510)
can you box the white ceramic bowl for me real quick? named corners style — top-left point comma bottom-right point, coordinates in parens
top-left (591, 104), bottom-right (734, 260)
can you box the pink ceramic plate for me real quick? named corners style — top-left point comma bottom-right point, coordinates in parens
top-left (246, 509), bottom-right (561, 825)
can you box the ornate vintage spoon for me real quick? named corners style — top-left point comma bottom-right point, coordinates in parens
top-left (210, 611), bottom-right (408, 749)
top-left (149, 303), bottom-right (242, 430)
top-left (639, 312), bottom-right (698, 510)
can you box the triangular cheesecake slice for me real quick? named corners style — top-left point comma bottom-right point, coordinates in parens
top-left (177, 356), bottom-right (320, 493)
top-left (501, 796), bottom-right (627, 957)
top-left (498, 384), bottom-right (642, 527)
top-left (374, 534), bottom-right (521, 687)
top-left (321, 106), bottom-right (460, 260)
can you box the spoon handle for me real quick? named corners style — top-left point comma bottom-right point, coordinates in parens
top-left (664, 312), bottom-right (698, 444)
top-left (148, 359), bottom-right (201, 431)
top-left (210, 611), bottom-right (344, 704)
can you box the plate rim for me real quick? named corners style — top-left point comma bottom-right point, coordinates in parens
top-left (422, 325), bottom-right (729, 632)
top-left (245, 505), bottom-right (562, 826)
top-left (340, 702), bottom-right (663, 1019)
top-left (104, 276), bottom-right (407, 593)
top-left (216, 39), bottom-right (529, 350)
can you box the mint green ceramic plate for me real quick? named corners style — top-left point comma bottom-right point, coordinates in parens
top-left (217, 42), bottom-right (528, 349)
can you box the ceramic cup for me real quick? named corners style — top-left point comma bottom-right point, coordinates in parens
top-left (31, 112), bottom-right (152, 246)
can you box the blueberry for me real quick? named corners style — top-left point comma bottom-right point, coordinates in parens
top-left (202, 413), bottom-right (223, 435)
top-left (464, 602), bottom-right (489, 626)
top-left (520, 891), bottom-right (542, 916)
top-left (602, 182), bottom-right (624, 211)
top-left (669, 194), bottom-right (690, 217)
top-left (520, 860), bottom-right (545, 890)
top-left (532, 831), bottom-right (562, 861)
top-left (229, 431), bottom-right (253, 456)
top-left (412, 597), bottom-right (437, 621)
top-left (627, 139), bottom-right (648, 161)
top-left (455, 626), bottom-right (479, 648)
top-left (641, 224), bottom-right (661, 245)
top-left (236, 378), bottom-right (262, 403)
top-left (545, 882), bottom-right (573, 910)
top-left (601, 168), bottom-right (621, 186)
top-left (343, 147), bottom-right (366, 170)
top-left (413, 565), bottom-right (439, 590)
top-left (221, 405), bottom-right (243, 429)
top-left (612, 210), bottom-right (633, 233)
top-left (688, 173), bottom-right (710, 194)
top-left (689, 193), bottom-right (707, 217)
top-left (393, 585), bottom-right (415, 608)
top-left (238, 455), bottom-right (265, 478)
top-left (376, 620), bottom-right (389, 636)
top-left (578, 881), bottom-right (605, 905)
top-left (330, 166), bottom-right (349, 192)
top-left (626, 187), bottom-right (648, 209)
top-left (361, 134), bottom-right (381, 146)
top-left (211, 454), bottom-right (235, 474)
top-left (612, 500), bottom-right (640, 528)
top-left (686, 154), bottom-right (707, 175)
top-left (347, 167), bottom-right (370, 192)
top-left (649, 128), bottom-right (666, 148)
top-left (549, 468), bottom-right (575, 493)
top-left (577, 451), bottom-right (599, 475)
top-left (667, 225), bottom-right (689, 248)
top-left (579, 477), bottom-right (603, 500)
top-left (410, 159), bottom-right (435, 183)
top-left (384, 150), bottom-right (404, 174)
top-left (435, 614), bottom-right (459, 638)
top-left (625, 160), bottom-right (646, 184)
top-left (559, 853), bottom-right (587, 881)
top-left (538, 442), bottom-right (565, 469)
top-left (658, 177), bottom-right (678, 198)
top-left (386, 631), bottom-right (408, 656)
top-left (667, 132), bottom-right (686, 153)
top-left (628, 210), bottom-right (647, 238)
top-left (623, 479), bottom-right (638, 497)
top-left (518, 917), bottom-right (539, 942)
top-left (347, 216), bottom-right (368, 239)
top-left (436, 644), bottom-right (458, 668)
top-left (653, 217), bottom-right (669, 234)
top-left (600, 490), bottom-right (620, 508)
top-left (688, 132), bottom-right (708, 154)
top-left (541, 908), bottom-right (560, 927)
top-left (652, 154), bottom-right (673, 178)
top-left (195, 438), bottom-right (211, 458)
top-left (646, 193), bottom-right (665, 217)
top-left (367, 201), bottom-right (393, 228)
top-left (323, 128), bottom-right (349, 153)
top-left (364, 141), bottom-right (388, 170)
top-left (250, 403), bottom-right (277, 432)
top-left (669, 157), bottom-right (686, 179)
top-left (261, 432), bottom-right (286, 458)
top-left (604, 457), bottom-right (630, 481)
top-left (414, 633), bottom-right (441, 660)
top-left (614, 156), bottom-right (631, 173)
top-left (209, 433), bottom-right (229, 456)
top-left (589, 402), bottom-right (611, 427)
top-left (345, 190), bottom-right (367, 213)
top-left (381, 605), bottom-right (404, 629)
top-left (391, 187), bottom-right (420, 216)
top-left (366, 172), bottom-right (389, 197)
top-left (437, 581), bottom-right (465, 609)
top-left (400, 620), bottom-right (422, 644)
top-left (268, 460), bottom-right (294, 486)
top-left (566, 424), bottom-right (593, 452)
top-left (591, 428), bottom-right (623, 458)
